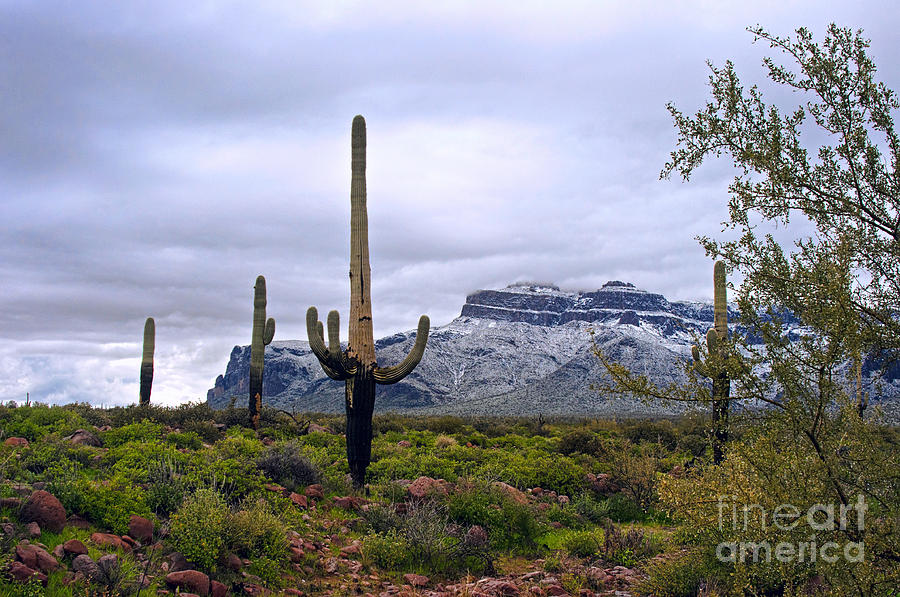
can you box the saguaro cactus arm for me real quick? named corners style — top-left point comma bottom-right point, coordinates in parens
top-left (306, 307), bottom-right (353, 380)
top-left (374, 315), bottom-right (431, 384)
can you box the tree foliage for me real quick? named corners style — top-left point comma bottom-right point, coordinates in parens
top-left (596, 24), bottom-right (900, 593)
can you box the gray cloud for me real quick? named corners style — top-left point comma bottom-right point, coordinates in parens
top-left (2, 1), bottom-right (898, 405)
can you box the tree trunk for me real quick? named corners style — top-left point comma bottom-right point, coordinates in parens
top-left (345, 366), bottom-right (376, 489)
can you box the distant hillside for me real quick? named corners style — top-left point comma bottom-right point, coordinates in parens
top-left (207, 282), bottom-right (900, 420)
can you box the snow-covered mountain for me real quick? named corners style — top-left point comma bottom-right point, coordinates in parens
top-left (206, 281), bottom-right (900, 419)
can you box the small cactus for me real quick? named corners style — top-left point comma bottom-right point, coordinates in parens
top-left (249, 275), bottom-right (276, 429)
top-left (139, 317), bottom-right (154, 406)
top-left (692, 260), bottom-right (730, 464)
top-left (307, 115), bottom-right (429, 488)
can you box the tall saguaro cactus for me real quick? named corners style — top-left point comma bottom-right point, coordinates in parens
top-left (307, 115), bottom-right (430, 488)
top-left (691, 260), bottom-right (730, 464)
top-left (139, 317), bottom-right (155, 406)
top-left (249, 275), bottom-right (276, 429)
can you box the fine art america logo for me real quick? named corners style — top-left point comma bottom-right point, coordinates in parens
top-left (716, 495), bottom-right (867, 564)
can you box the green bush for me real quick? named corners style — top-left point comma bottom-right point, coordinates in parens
top-left (227, 497), bottom-right (290, 562)
top-left (363, 530), bottom-right (410, 570)
top-left (81, 481), bottom-right (152, 535)
top-left (447, 481), bottom-right (543, 552)
top-left (635, 549), bottom-right (728, 597)
top-left (255, 442), bottom-right (322, 491)
top-left (146, 457), bottom-right (187, 515)
top-left (102, 420), bottom-right (166, 448)
top-left (169, 488), bottom-right (228, 572)
top-left (166, 430), bottom-right (203, 450)
top-left (560, 529), bottom-right (603, 558)
top-left (558, 429), bottom-right (602, 456)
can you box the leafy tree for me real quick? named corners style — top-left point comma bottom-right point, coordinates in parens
top-left (596, 24), bottom-right (900, 593)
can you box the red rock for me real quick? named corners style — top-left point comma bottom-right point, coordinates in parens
top-left (25, 522), bottom-right (40, 537)
top-left (340, 541), bottom-right (362, 556)
top-left (3, 437), bottom-right (28, 447)
top-left (90, 532), bottom-right (132, 553)
top-left (492, 482), bottom-right (528, 505)
top-left (308, 423), bottom-right (331, 434)
top-left (128, 515), bottom-right (154, 542)
top-left (63, 539), bottom-right (89, 556)
top-left (407, 476), bottom-right (453, 499)
top-left (289, 546), bottom-right (305, 563)
top-left (333, 496), bottom-right (366, 510)
top-left (64, 429), bottom-right (102, 446)
top-left (304, 484), bottom-right (324, 500)
top-left (166, 569), bottom-right (210, 595)
top-left (225, 552), bottom-right (242, 571)
top-left (20, 490), bottom-right (66, 533)
top-left (120, 534), bottom-right (137, 547)
top-left (16, 541), bottom-right (59, 573)
top-left (211, 580), bottom-right (228, 597)
top-left (0, 497), bottom-right (21, 510)
top-left (397, 440), bottom-right (412, 447)
top-left (8, 561), bottom-right (47, 585)
top-left (476, 579), bottom-right (520, 595)
top-left (545, 585), bottom-right (567, 596)
top-left (403, 573), bottom-right (428, 587)
top-left (289, 492), bottom-right (308, 508)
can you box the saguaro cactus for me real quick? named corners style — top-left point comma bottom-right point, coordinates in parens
top-left (249, 275), bottom-right (276, 429)
top-left (307, 115), bottom-right (430, 488)
top-left (139, 317), bottom-right (155, 406)
top-left (691, 260), bottom-right (730, 464)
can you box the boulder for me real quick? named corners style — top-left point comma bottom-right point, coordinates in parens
top-left (492, 482), bottom-right (529, 505)
top-left (211, 580), bottom-right (229, 597)
top-left (166, 569), bottom-right (211, 596)
top-left (7, 561), bottom-right (47, 585)
top-left (64, 429), bottom-right (102, 447)
top-left (63, 539), bottom-right (89, 556)
top-left (90, 532), bottom-right (132, 552)
top-left (128, 515), bottom-right (154, 542)
top-left (403, 573), bottom-right (429, 587)
top-left (3, 437), bottom-right (28, 448)
top-left (304, 484), bottom-right (324, 500)
top-left (407, 476), bottom-right (453, 499)
top-left (20, 490), bottom-right (66, 533)
top-left (71, 554), bottom-right (100, 581)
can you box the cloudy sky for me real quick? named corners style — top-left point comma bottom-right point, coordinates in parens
top-left (2, 1), bottom-right (898, 406)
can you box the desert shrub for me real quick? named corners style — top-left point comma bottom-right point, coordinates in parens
top-left (166, 430), bottom-right (203, 450)
top-left (146, 457), bottom-right (187, 515)
top-left (227, 496), bottom-right (289, 562)
top-left (544, 503), bottom-right (582, 528)
top-left (363, 530), bottom-right (410, 570)
top-left (21, 438), bottom-right (95, 474)
top-left (623, 419), bottom-right (678, 450)
top-left (571, 493), bottom-right (610, 524)
top-left (434, 434), bottom-right (458, 449)
top-left (107, 441), bottom-right (186, 484)
top-left (366, 452), bottom-right (457, 483)
top-left (602, 520), bottom-right (659, 565)
top-left (169, 488), bottom-right (228, 572)
top-left (480, 450), bottom-right (585, 496)
top-left (255, 442), bottom-right (322, 491)
top-left (101, 420), bottom-right (166, 448)
top-left (182, 419), bottom-right (223, 444)
top-left (447, 481), bottom-right (542, 552)
top-left (185, 455), bottom-right (265, 503)
top-left (609, 445), bottom-right (660, 508)
top-left (80, 481), bottom-right (152, 535)
top-left (560, 528), bottom-right (604, 558)
top-left (44, 459), bottom-right (88, 515)
top-left (247, 555), bottom-right (284, 589)
top-left (212, 431), bottom-right (264, 460)
top-left (0, 404), bottom-right (89, 441)
top-left (604, 494), bottom-right (646, 523)
top-left (558, 429), bottom-right (603, 456)
top-left (635, 549), bottom-right (728, 597)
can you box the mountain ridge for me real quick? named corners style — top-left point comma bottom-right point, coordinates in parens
top-left (206, 281), bottom-right (900, 420)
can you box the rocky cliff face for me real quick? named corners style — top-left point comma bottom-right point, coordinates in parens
top-left (206, 281), bottom-right (899, 418)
